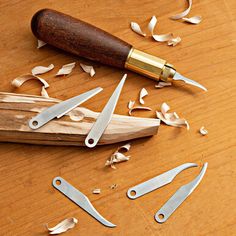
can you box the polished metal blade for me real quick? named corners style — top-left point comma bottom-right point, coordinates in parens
top-left (29, 87), bottom-right (103, 129)
top-left (85, 74), bottom-right (127, 148)
top-left (52, 177), bottom-right (116, 228)
top-left (155, 162), bottom-right (208, 223)
top-left (127, 163), bottom-right (198, 199)
top-left (173, 72), bottom-right (207, 91)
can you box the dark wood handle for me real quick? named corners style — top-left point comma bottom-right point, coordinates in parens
top-left (31, 9), bottom-right (132, 68)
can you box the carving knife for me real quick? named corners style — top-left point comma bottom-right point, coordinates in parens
top-left (31, 9), bottom-right (207, 91)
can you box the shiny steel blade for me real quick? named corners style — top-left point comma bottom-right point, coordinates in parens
top-left (52, 177), bottom-right (116, 228)
top-left (85, 74), bottom-right (127, 148)
top-left (29, 87), bottom-right (103, 129)
top-left (127, 163), bottom-right (197, 199)
top-left (155, 163), bottom-right (208, 223)
top-left (173, 72), bottom-right (207, 91)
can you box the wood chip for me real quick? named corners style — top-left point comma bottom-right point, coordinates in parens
top-left (79, 63), bottom-right (95, 77)
top-left (139, 88), bottom-right (148, 104)
top-left (46, 218), bottom-right (78, 235)
top-left (155, 82), bottom-right (172, 88)
top-left (32, 64), bottom-right (54, 75)
top-left (105, 143), bottom-right (131, 169)
top-left (37, 39), bottom-right (47, 49)
top-left (92, 188), bottom-right (101, 194)
top-left (130, 22), bottom-right (146, 37)
top-left (11, 74), bottom-right (49, 98)
top-left (56, 62), bottom-right (76, 76)
top-left (170, 0), bottom-right (202, 24)
top-left (200, 126), bottom-right (208, 136)
top-left (167, 36), bottom-right (182, 46)
top-left (156, 102), bottom-right (189, 129)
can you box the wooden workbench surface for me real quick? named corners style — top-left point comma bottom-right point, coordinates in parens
top-left (0, 0), bottom-right (235, 235)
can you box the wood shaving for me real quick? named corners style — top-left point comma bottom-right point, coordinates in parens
top-left (80, 63), bottom-right (95, 77)
top-left (37, 39), bottom-right (47, 49)
top-left (148, 16), bottom-right (173, 42)
top-left (200, 126), bottom-right (208, 136)
top-left (46, 217), bottom-right (78, 234)
top-left (92, 188), bottom-right (101, 194)
top-left (128, 100), bottom-right (151, 116)
top-left (56, 62), bottom-right (76, 76)
top-left (170, 0), bottom-right (202, 25)
top-left (156, 102), bottom-right (189, 129)
top-left (167, 36), bottom-right (182, 46)
top-left (11, 74), bottom-right (49, 98)
top-left (105, 143), bottom-right (131, 169)
top-left (139, 88), bottom-right (148, 104)
top-left (32, 64), bottom-right (54, 75)
top-left (128, 100), bottom-right (135, 109)
top-left (130, 22), bottom-right (146, 37)
top-left (155, 82), bottom-right (172, 88)
top-left (182, 16), bottom-right (202, 24)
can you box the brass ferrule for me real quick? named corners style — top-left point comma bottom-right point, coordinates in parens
top-left (125, 48), bottom-right (176, 82)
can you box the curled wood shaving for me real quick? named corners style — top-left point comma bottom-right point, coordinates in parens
top-left (32, 64), bottom-right (54, 75)
top-left (80, 63), bottom-right (95, 77)
top-left (148, 16), bottom-right (181, 46)
top-left (128, 100), bottom-right (152, 116)
top-left (46, 218), bottom-right (78, 235)
top-left (155, 81), bottom-right (172, 88)
top-left (105, 143), bottom-right (131, 169)
top-left (182, 16), bottom-right (202, 24)
top-left (130, 22), bottom-right (146, 37)
top-left (167, 36), bottom-right (182, 46)
top-left (171, 0), bottom-right (202, 24)
top-left (56, 62), bottom-right (76, 76)
top-left (139, 88), bottom-right (148, 105)
top-left (37, 39), bottom-right (47, 49)
top-left (11, 74), bottom-right (49, 98)
top-left (92, 188), bottom-right (101, 194)
top-left (148, 16), bottom-right (173, 42)
top-left (200, 126), bottom-right (208, 136)
top-left (156, 102), bottom-right (189, 129)
top-left (128, 100), bottom-right (135, 109)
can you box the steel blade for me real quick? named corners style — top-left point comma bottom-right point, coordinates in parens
top-left (85, 74), bottom-right (127, 148)
top-left (29, 87), bottom-right (103, 129)
top-left (173, 72), bottom-right (207, 91)
top-left (52, 177), bottom-right (116, 228)
top-left (127, 163), bottom-right (197, 199)
top-left (155, 163), bottom-right (208, 223)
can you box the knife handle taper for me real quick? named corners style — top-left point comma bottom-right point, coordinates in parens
top-left (31, 9), bottom-right (132, 68)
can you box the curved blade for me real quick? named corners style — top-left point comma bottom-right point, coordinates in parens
top-left (85, 74), bottom-right (127, 148)
top-left (29, 87), bottom-right (103, 129)
top-left (127, 163), bottom-right (197, 199)
top-left (173, 72), bottom-right (207, 91)
top-left (155, 162), bottom-right (208, 223)
top-left (52, 177), bottom-right (116, 228)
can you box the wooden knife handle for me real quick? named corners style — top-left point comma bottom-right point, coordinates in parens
top-left (31, 9), bottom-right (132, 68)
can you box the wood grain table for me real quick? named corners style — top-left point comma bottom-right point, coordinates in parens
top-left (0, 0), bottom-right (235, 235)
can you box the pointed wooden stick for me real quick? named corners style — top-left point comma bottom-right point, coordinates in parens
top-left (0, 92), bottom-right (160, 146)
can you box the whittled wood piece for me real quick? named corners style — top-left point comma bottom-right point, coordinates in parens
top-left (31, 9), bottom-right (132, 68)
top-left (0, 92), bottom-right (159, 146)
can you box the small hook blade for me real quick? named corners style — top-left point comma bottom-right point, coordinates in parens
top-left (155, 163), bottom-right (208, 223)
top-left (172, 72), bottom-right (207, 91)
